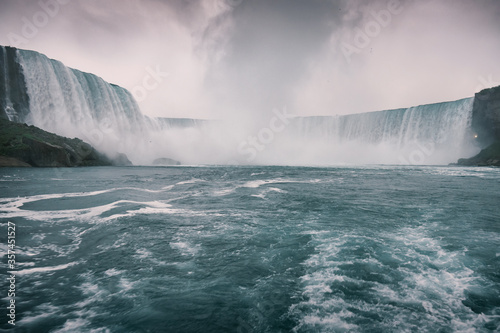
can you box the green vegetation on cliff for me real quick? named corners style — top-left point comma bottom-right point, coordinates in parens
top-left (456, 141), bottom-right (500, 167)
top-left (0, 117), bottom-right (131, 167)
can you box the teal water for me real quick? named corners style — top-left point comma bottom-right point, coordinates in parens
top-left (1, 166), bottom-right (499, 332)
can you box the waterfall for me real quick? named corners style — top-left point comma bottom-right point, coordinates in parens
top-left (13, 47), bottom-right (154, 160)
top-left (156, 118), bottom-right (208, 129)
top-left (294, 99), bottom-right (473, 146)
top-left (150, 100), bottom-right (477, 166)
top-left (284, 98), bottom-right (477, 165)
top-left (1, 45), bottom-right (480, 166)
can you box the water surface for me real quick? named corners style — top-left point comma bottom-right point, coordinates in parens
top-left (1, 165), bottom-right (499, 332)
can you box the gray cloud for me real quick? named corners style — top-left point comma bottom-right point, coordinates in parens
top-left (0, 0), bottom-right (499, 119)
top-left (204, 0), bottom-right (343, 117)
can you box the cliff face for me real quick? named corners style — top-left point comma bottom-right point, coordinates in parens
top-left (457, 141), bottom-right (500, 167)
top-left (0, 46), bottom-right (30, 121)
top-left (470, 85), bottom-right (500, 146)
top-left (0, 117), bottom-right (131, 167)
top-left (454, 85), bottom-right (500, 167)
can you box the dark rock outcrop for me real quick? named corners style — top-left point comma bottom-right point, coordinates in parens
top-left (0, 156), bottom-right (31, 167)
top-left (110, 153), bottom-right (133, 166)
top-left (0, 46), bottom-right (30, 121)
top-left (152, 157), bottom-right (181, 166)
top-left (455, 85), bottom-right (500, 166)
top-left (456, 141), bottom-right (500, 167)
top-left (0, 117), bottom-right (131, 167)
top-left (470, 85), bottom-right (500, 146)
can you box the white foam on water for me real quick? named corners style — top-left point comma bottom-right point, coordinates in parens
top-left (16, 247), bottom-right (41, 257)
top-left (0, 186), bottom-right (176, 220)
top-left (77, 280), bottom-right (101, 298)
top-left (161, 185), bottom-right (175, 191)
top-left (39, 242), bottom-right (76, 257)
top-left (14, 262), bottom-right (77, 276)
top-left (119, 277), bottom-right (136, 292)
top-left (290, 234), bottom-right (358, 331)
top-left (52, 318), bottom-right (89, 333)
top-left (290, 298), bottom-right (359, 332)
top-left (241, 178), bottom-right (320, 188)
top-left (15, 303), bottom-right (60, 326)
top-left (211, 187), bottom-right (237, 196)
top-left (32, 234), bottom-right (46, 241)
top-left (135, 248), bottom-right (153, 259)
top-left (112, 186), bottom-right (174, 193)
top-left (104, 268), bottom-right (124, 277)
top-left (300, 311), bottom-right (358, 332)
top-left (290, 223), bottom-right (498, 332)
top-left (0, 185), bottom-right (191, 221)
top-left (299, 229), bottom-right (330, 235)
top-left (13, 263), bottom-right (136, 331)
top-left (133, 248), bottom-right (168, 266)
top-left (242, 179), bottom-right (275, 188)
top-left (75, 271), bottom-right (137, 310)
top-left (242, 178), bottom-right (296, 188)
top-left (0, 189), bottom-right (111, 218)
top-left (422, 166), bottom-right (500, 179)
top-left (16, 261), bottom-right (36, 268)
top-left (170, 241), bottom-right (201, 256)
top-left (52, 317), bottom-right (110, 333)
top-left (379, 226), bottom-right (494, 331)
top-left (0, 194), bottom-right (188, 222)
top-left (176, 178), bottom-right (206, 185)
top-left (251, 187), bottom-right (288, 200)
top-left (0, 243), bottom-right (7, 258)
top-left (103, 205), bottom-right (217, 221)
top-left (0, 175), bottom-right (26, 182)
top-left (99, 200), bottom-right (177, 221)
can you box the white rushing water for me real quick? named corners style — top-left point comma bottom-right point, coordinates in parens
top-left (4, 46), bottom-right (480, 165)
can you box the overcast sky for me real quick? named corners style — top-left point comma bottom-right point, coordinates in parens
top-left (0, 0), bottom-right (499, 119)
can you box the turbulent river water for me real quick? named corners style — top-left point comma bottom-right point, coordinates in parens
top-left (1, 165), bottom-right (499, 332)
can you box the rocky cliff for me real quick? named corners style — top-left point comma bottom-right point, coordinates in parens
top-left (452, 85), bottom-right (500, 166)
top-left (456, 141), bottom-right (500, 167)
top-left (0, 117), bottom-right (131, 167)
top-left (0, 46), bottom-right (30, 121)
top-left (470, 85), bottom-right (500, 145)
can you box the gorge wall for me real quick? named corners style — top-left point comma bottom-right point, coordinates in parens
top-left (0, 46), bottom-right (30, 121)
top-left (471, 86), bottom-right (500, 145)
